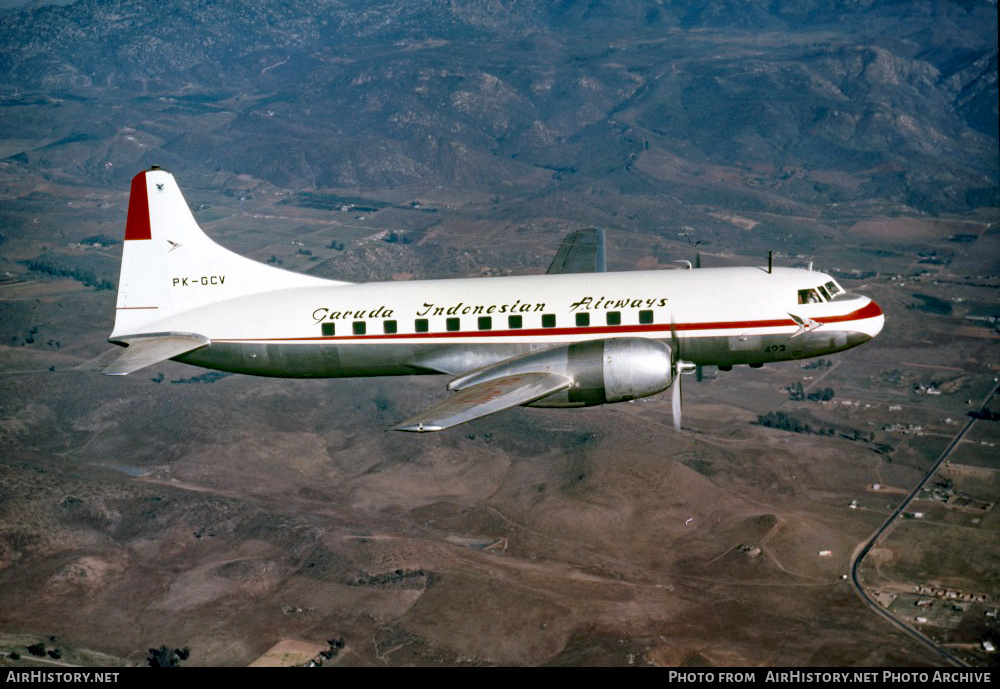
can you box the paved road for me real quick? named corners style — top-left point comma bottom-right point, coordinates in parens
top-left (849, 381), bottom-right (1000, 667)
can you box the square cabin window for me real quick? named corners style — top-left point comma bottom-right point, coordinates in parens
top-left (352, 321), bottom-right (366, 335)
top-left (415, 318), bottom-right (429, 333)
top-left (383, 320), bottom-right (397, 334)
top-left (542, 314), bottom-right (556, 328)
top-left (446, 317), bottom-right (461, 332)
top-left (508, 315), bottom-right (523, 329)
top-left (478, 316), bottom-right (492, 330)
top-left (638, 310), bottom-right (653, 325)
top-left (576, 313), bottom-right (590, 327)
top-left (321, 323), bottom-right (335, 337)
top-left (606, 311), bottom-right (621, 326)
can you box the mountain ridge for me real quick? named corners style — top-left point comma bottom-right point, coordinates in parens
top-left (1, 0), bottom-right (996, 215)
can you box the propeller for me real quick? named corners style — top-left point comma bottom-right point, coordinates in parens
top-left (671, 357), bottom-right (698, 430)
top-left (668, 252), bottom-right (702, 428)
top-left (669, 314), bottom-right (697, 431)
top-left (691, 253), bottom-right (703, 382)
top-left (672, 360), bottom-right (683, 431)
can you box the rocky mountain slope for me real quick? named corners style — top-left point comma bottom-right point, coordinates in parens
top-left (1, 0), bottom-right (996, 215)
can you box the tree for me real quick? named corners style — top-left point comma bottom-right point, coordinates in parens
top-left (147, 645), bottom-right (191, 667)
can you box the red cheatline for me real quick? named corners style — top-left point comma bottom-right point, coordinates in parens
top-left (212, 301), bottom-right (880, 344)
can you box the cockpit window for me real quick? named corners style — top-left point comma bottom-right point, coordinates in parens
top-left (825, 281), bottom-right (843, 297)
top-left (816, 284), bottom-right (831, 301)
top-left (798, 288), bottom-right (821, 304)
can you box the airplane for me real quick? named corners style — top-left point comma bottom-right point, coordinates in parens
top-left (104, 167), bottom-right (885, 432)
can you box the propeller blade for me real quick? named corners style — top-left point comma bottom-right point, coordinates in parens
top-left (669, 312), bottom-right (683, 430)
top-left (672, 360), bottom-right (683, 431)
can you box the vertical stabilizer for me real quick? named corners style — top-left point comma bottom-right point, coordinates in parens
top-left (111, 168), bottom-right (341, 339)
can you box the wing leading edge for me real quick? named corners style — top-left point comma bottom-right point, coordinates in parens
top-left (392, 371), bottom-right (573, 432)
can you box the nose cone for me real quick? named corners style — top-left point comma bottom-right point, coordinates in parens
top-left (857, 298), bottom-right (885, 340)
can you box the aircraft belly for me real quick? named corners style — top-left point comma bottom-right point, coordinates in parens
top-left (174, 342), bottom-right (540, 378)
top-left (175, 342), bottom-right (375, 377)
top-left (174, 330), bottom-right (870, 379)
top-left (681, 329), bottom-right (871, 367)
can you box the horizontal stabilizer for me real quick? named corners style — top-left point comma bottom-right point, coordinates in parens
top-left (546, 228), bottom-right (607, 274)
top-left (393, 371), bottom-right (573, 432)
top-left (102, 333), bottom-right (210, 376)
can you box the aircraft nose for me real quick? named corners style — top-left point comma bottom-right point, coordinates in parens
top-left (858, 298), bottom-right (885, 340)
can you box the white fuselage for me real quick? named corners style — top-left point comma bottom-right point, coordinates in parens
top-left (128, 266), bottom-right (883, 378)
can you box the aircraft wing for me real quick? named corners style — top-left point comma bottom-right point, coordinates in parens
top-left (392, 371), bottom-right (573, 432)
top-left (546, 228), bottom-right (607, 274)
top-left (102, 333), bottom-right (210, 375)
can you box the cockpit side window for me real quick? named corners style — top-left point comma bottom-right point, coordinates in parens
top-left (825, 281), bottom-right (843, 297)
top-left (816, 284), bottom-right (831, 301)
top-left (798, 288), bottom-right (821, 304)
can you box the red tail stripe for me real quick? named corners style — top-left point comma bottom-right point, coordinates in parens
top-left (125, 171), bottom-right (151, 241)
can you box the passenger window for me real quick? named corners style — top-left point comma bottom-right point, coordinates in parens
top-left (478, 316), bottom-right (492, 331)
top-left (383, 320), bottom-right (397, 334)
top-left (321, 323), bottom-right (335, 337)
top-left (508, 315), bottom-right (522, 329)
top-left (415, 318), bottom-right (429, 333)
top-left (576, 313), bottom-right (590, 327)
top-left (639, 310), bottom-right (653, 324)
top-left (542, 314), bottom-right (556, 328)
top-left (798, 289), bottom-right (820, 304)
top-left (446, 317), bottom-right (460, 332)
top-left (352, 321), bottom-right (366, 335)
top-left (606, 311), bottom-right (621, 326)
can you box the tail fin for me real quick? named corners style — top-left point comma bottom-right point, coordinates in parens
top-left (110, 168), bottom-right (340, 340)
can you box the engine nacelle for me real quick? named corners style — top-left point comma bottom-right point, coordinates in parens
top-left (448, 338), bottom-right (673, 408)
top-left (543, 337), bottom-right (673, 406)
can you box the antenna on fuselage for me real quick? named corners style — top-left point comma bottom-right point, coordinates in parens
top-left (768, 251), bottom-right (773, 274)
top-left (673, 253), bottom-right (702, 271)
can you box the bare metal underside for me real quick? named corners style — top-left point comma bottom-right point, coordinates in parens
top-left (177, 329), bottom-right (868, 381)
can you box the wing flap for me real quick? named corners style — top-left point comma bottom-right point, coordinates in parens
top-left (102, 333), bottom-right (210, 375)
top-left (546, 228), bottom-right (607, 274)
top-left (393, 371), bottom-right (573, 432)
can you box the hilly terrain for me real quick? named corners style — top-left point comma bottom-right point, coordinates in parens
top-left (1, 0), bottom-right (996, 213)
